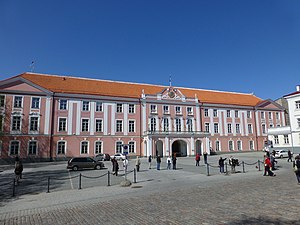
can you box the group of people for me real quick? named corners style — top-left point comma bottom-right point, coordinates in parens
top-left (148, 154), bottom-right (177, 170)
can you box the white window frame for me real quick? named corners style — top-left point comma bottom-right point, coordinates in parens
top-left (81, 118), bottom-right (90, 132)
top-left (59, 99), bottom-right (68, 110)
top-left (214, 123), bottom-right (219, 133)
top-left (29, 116), bottom-right (39, 133)
top-left (235, 110), bottom-right (239, 118)
top-left (249, 140), bottom-right (254, 150)
top-left (150, 105), bottom-right (157, 114)
top-left (262, 124), bottom-right (266, 134)
top-left (205, 123), bottom-right (210, 133)
top-left (95, 119), bottom-right (103, 132)
top-left (9, 140), bottom-right (20, 156)
top-left (128, 120), bottom-right (135, 133)
top-left (115, 141), bottom-right (123, 153)
top-left (116, 120), bottom-right (123, 132)
top-left (11, 115), bottom-right (22, 132)
top-left (204, 109), bottom-right (209, 117)
top-left (0, 95), bottom-right (5, 108)
top-left (248, 124), bottom-right (253, 134)
top-left (227, 124), bottom-right (232, 133)
top-left (82, 101), bottom-right (90, 111)
top-left (80, 141), bottom-right (89, 154)
top-left (128, 104), bottom-right (135, 114)
top-left (274, 135), bottom-right (279, 144)
top-left (229, 140), bottom-right (234, 151)
top-left (31, 97), bottom-right (40, 109)
top-left (28, 140), bottom-right (38, 155)
top-left (150, 117), bottom-right (156, 132)
top-left (163, 118), bottom-right (169, 132)
top-left (116, 103), bottom-right (123, 113)
top-left (247, 111), bottom-right (251, 118)
top-left (14, 96), bottom-right (23, 108)
top-left (236, 124), bottom-right (240, 134)
top-left (95, 141), bottom-right (102, 154)
top-left (96, 102), bottom-right (103, 112)
top-left (175, 106), bottom-right (182, 115)
top-left (58, 117), bottom-right (67, 132)
top-left (175, 118), bottom-right (181, 132)
top-left (128, 141), bottom-right (135, 153)
top-left (0, 114), bottom-right (4, 132)
top-left (226, 110), bottom-right (231, 118)
top-left (187, 107), bottom-right (193, 115)
top-left (163, 105), bottom-right (169, 114)
top-left (57, 141), bottom-right (67, 155)
top-left (237, 140), bottom-right (242, 151)
top-left (296, 100), bottom-right (300, 109)
top-left (213, 109), bottom-right (218, 117)
top-left (284, 135), bottom-right (289, 144)
top-left (187, 118), bottom-right (193, 132)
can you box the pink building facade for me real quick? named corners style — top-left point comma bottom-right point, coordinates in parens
top-left (0, 73), bottom-right (286, 162)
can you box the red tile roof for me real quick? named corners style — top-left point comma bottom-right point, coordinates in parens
top-left (19, 72), bottom-right (262, 106)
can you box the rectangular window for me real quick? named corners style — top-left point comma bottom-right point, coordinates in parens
top-left (227, 110), bottom-right (231, 118)
top-left (31, 97), bottom-right (40, 109)
top-left (129, 141), bottom-right (135, 153)
top-left (29, 116), bottom-right (39, 131)
top-left (95, 119), bottom-right (103, 132)
top-left (229, 141), bottom-right (233, 151)
top-left (247, 111), bottom-right (251, 118)
top-left (0, 95), bottom-right (5, 107)
top-left (276, 112), bottom-right (279, 120)
top-left (187, 119), bottom-right (193, 132)
top-left (57, 141), bottom-right (66, 155)
top-left (204, 109), bottom-right (209, 117)
top-left (216, 141), bottom-right (220, 151)
top-left (81, 119), bottom-right (89, 132)
top-left (150, 105), bottom-right (157, 113)
top-left (205, 123), bottom-right (210, 133)
top-left (163, 105), bottom-right (169, 114)
top-left (116, 103), bottom-right (123, 113)
top-left (95, 141), bottom-right (102, 154)
top-left (175, 106), bottom-right (182, 114)
top-left (129, 120), bottom-right (135, 132)
top-left (296, 101), bottom-right (300, 109)
top-left (262, 124), bottom-right (266, 134)
top-left (236, 124), bottom-right (240, 134)
top-left (268, 112), bottom-right (272, 119)
top-left (12, 116), bottom-right (21, 131)
top-left (10, 141), bottom-right (19, 155)
top-left (59, 118), bottom-right (67, 132)
top-left (248, 124), bottom-right (253, 134)
top-left (227, 124), bottom-right (232, 133)
top-left (284, 135), bottom-right (289, 144)
top-left (249, 141), bottom-right (254, 150)
top-left (213, 109), bottom-right (218, 117)
top-left (274, 135), bottom-right (279, 144)
top-left (176, 118), bottom-right (181, 132)
top-left (81, 141), bottom-right (88, 154)
top-left (59, 99), bottom-right (67, 110)
top-left (187, 107), bottom-right (193, 115)
top-left (116, 141), bottom-right (123, 153)
top-left (235, 110), bottom-right (239, 118)
top-left (14, 96), bottom-right (23, 108)
top-left (237, 141), bottom-right (242, 150)
top-left (163, 118), bottom-right (169, 132)
top-left (28, 141), bottom-right (37, 155)
top-left (150, 118), bottom-right (156, 131)
top-left (116, 120), bottom-right (123, 132)
top-left (214, 123), bottom-right (219, 133)
top-left (0, 115), bottom-right (3, 132)
top-left (96, 102), bottom-right (103, 112)
top-left (297, 119), bottom-right (300, 128)
top-left (261, 112), bottom-right (265, 119)
top-left (82, 101), bottom-right (90, 111)
top-left (128, 104), bottom-right (135, 113)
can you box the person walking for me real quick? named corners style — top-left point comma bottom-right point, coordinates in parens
top-left (156, 155), bottom-right (161, 170)
top-left (14, 156), bottom-right (23, 184)
top-left (148, 155), bottom-right (152, 169)
top-left (287, 150), bottom-right (293, 162)
top-left (293, 155), bottom-right (300, 184)
top-left (166, 156), bottom-right (171, 170)
top-left (203, 152), bottom-right (208, 164)
top-left (263, 155), bottom-right (276, 176)
top-left (229, 156), bottom-right (236, 173)
top-left (112, 157), bottom-right (119, 176)
top-left (123, 158), bottom-right (128, 172)
top-left (195, 153), bottom-right (200, 166)
top-left (135, 156), bottom-right (141, 172)
top-left (218, 157), bottom-right (227, 174)
top-left (172, 154), bottom-right (177, 170)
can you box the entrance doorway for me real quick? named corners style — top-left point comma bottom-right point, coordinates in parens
top-left (195, 140), bottom-right (202, 155)
top-left (172, 140), bottom-right (187, 157)
top-left (156, 140), bottom-right (163, 157)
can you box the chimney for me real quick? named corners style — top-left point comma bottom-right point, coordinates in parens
top-left (297, 85), bottom-right (300, 92)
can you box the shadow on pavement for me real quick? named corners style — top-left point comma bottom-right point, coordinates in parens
top-left (229, 216), bottom-right (298, 225)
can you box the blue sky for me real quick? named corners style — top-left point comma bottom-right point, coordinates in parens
top-left (1, 0), bottom-right (300, 100)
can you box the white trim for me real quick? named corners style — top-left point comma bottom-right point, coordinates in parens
top-left (67, 101), bottom-right (73, 135)
top-left (111, 104), bottom-right (115, 135)
top-left (116, 119), bottom-right (123, 133)
top-left (30, 96), bottom-right (41, 110)
top-left (10, 114), bottom-right (23, 134)
top-left (124, 104), bottom-right (128, 135)
top-left (95, 118), bottom-right (103, 133)
top-left (104, 103), bottom-right (108, 135)
top-left (80, 140), bottom-right (89, 155)
top-left (94, 140), bottom-right (103, 154)
top-left (81, 118), bottom-right (90, 132)
top-left (90, 101), bottom-right (95, 135)
top-left (57, 140), bottom-right (67, 155)
top-left (57, 117), bottom-right (68, 132)
top-left (9, 140), bottom-right (20, 156)
top-left (196, 106), bottom-right (200, 131)
top-left (44, 97), bottom-right (51, 134)
top-left (13, 95), bottom-right (24, 109)
top-left (76, 102), bottom-right (81, 135)
top-left (28, 115), bottom-right (40, 134)
top-left (128, 119), bottom-right (136, 133)
top-left (28, 140), bottom-right (38, 156)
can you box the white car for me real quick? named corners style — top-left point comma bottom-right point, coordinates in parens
top-left (110, 153), bottom-right (126, 160)
top-left (274, 149), bottom-right (291, 159)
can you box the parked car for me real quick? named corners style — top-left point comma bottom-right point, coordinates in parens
top-left (94, 153), bottom-right (111, 161)
top-left (67, 157), bottom-right (105, 171)
top-left (274, 149), bottom-right (290, 159)
top-left (110, 153), bottom-right (126, 160)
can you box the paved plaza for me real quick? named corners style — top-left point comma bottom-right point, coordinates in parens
top-left (0, 152), bottom-right (299, 225)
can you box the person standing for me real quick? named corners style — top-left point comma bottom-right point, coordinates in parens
top-left (203, 152), bottom-right (208, 164)
top-left (293, 155), bottom-right (300, 184)
top-left (123, 158), bottom-right (128, 171)
top-left (229, 156), bottom-right (236, 173)
top-left (112, 157), bottom-right (119, 176)
top-left (287, 150), bottom-right (293, 162)
top-left (263, 155), bottom-right (276, 176)
top-left (148, 155), bottom-right (152, 169)
top-left (166, 156), bottom-right (171, 170)
top-left (195, 153), bottom-right (200, 166)
top-left (172, 154), bottom-right (177, 170)
top-left (135, 156), bottom-right (141, 172)
top-left (219, 157), bottom-right (227, 174)
top-left (14, 156), bottom-right (23, 184)
top-left (156, 155), bottom-right (161, 170)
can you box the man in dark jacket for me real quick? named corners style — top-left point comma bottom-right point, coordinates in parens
top-left (219, 157), bottom-right (227, 173)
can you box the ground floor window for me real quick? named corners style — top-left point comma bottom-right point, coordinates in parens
top-left (28, 141), bottom-right (38, 155)
top-left (10, 141), bottom-right (19, 155)
top-left (215, 141), bottom-right (220, 151)
top-left (237, 140), bottom-right (242, 151)
top-left (95, 141), bottom-right (102, 154)
top-left (228, 141), bottom-right (234, 151)
top-left (116, 141), bottom-right (123, 153)
top-left (81, 141), bottom-right (89, 154)
top-left (249, 140), bottom-right (254, 150)
top-left (57, 141), bottom-right (66, 155)
top-left (128, 141), bottom-right (135, 153)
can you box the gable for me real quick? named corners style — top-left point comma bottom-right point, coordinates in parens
top-left (256, 99), bottom-right (284, 111)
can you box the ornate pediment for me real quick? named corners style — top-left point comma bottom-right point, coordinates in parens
top-left (160, 87), bottom-right (185, 101)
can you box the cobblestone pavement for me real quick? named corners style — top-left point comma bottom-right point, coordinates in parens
top-left (0, 152), bottom-right (300, 225)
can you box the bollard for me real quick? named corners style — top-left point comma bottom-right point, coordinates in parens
top-left (134, 168), bottom-right (137, 183)
top-left (12, 179), bottom-right (15, 197)
top-left (79, 173), bottom-right (82, 190)
top-left (107, 171), bottom-right (110, 186)
top-left (258, 160), bottom-right (261, 171)
top-left (206, 163), bottom-right (210, 176)
top-left (242, 161), bottom-right (245, 173)
top-left (47, 177), bottom-right (50, 193)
